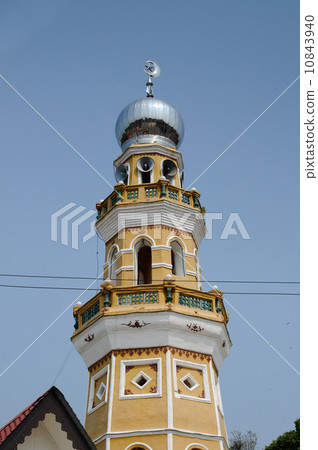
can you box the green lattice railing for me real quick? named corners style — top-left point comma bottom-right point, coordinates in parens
top-left (168, 189), bottom-right (179, 200)
top-left (182, 193), bottom-right (190, 205)
top-left (118, 291), bottom-right (159, 305)
top-left (145, 187), bottom-right (158, 198)
top-left (127, 189), bottom-right (138, 199)
top-left (81, 301), bottom-right (100, 325)
top-left (179, 293), bottom-right (213, 312)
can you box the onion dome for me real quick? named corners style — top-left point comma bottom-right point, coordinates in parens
top-left (115, 97), bottom-right (184, 152)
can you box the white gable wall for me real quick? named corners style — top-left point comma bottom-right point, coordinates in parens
top-left (17, 413), bottom-right (75, 450)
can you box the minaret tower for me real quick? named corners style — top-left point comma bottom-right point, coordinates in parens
top-left (71, 62), bottom-right (231, 450)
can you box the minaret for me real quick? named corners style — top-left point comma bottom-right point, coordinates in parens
top-left (71, 62), bottom-right (231, 450)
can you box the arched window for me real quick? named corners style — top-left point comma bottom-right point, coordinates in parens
top-left (171, 240), bottom-right (185, 277)
top-left (135, 239), bottom-right (152, 285)
top-left (108, 248), bottom-right (118, 285)
top-left (185, 445), bottom-right (208, 450)
top-left (125, 442), bottom-right (153, 450)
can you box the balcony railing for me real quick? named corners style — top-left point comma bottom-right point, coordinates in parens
top-left (73, 283), bottom-right (228, 333)
top-left (96, 181), bottom-right (202, 222)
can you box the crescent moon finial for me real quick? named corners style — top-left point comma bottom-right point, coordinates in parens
top-left (144, 60), bottom-right (161, 97)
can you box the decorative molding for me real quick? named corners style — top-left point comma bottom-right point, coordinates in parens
top-left (115, 265), bottom-right (134, 274)
top-left (121, 320), bottom-right (151, 328)
top-left (151, 245), bottom-right (171, 251)
top-left (87, 345), bottom-right (218, 377)
top-left (166, 235), bottom-right (188, 253)
top-left (187, 323), bottom-right (204, 333)
top-left (119, 358), bottom-right (162, 399)
top-left (172, 358), bottom-right (211, 403)
top-left (186, 270), bottom-right (197, 277)
top-left (130, 233), bottom-right (156, 248)
top-left (75, 308), bottom-right (231, 373)
top-left (152, 262), bottom-right (173, 269)
top-left (84, 334), bottom-right (94, 342)
top-left (87, 365), bottom-right (110, 414)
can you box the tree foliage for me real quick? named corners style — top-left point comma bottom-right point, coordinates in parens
top-left (229, 430), bottom-right (258, 450)
top-left (264, 419), bottom-right (300, 450)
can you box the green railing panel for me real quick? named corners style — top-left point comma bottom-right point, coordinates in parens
top-left (81, 301), bottom-right (100, 325)
top-left (145, 187), bottom-right (158, 198)
top-left (179, 293), bottom-right (213, 312)
top-left (127, 189), bottom-right (138, 199)
top-left (168, 189), bottom-right (179, 200)
top-left (118, 291), bottom-right (159, 305)
top-left (182, 193), bottom-right (191, 205)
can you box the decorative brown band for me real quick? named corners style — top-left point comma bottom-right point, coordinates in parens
top-left (89, 346), bottom-right (219, 376)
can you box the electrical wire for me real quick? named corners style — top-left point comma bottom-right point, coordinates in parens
top-left (0, 283), bottom-right (299, 295)
top-left (0, 273), bottom-right (300, 284)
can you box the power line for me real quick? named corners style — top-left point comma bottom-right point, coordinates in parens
top-left (0, 273), bottom-right (300, 284)
top-left (0, 283), bottom-right (299, 295)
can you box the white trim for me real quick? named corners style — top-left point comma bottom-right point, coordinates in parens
top-left (166, 235), bottom-right (188, 253)
top-left (87, 365), bottom-right (110, 414)
top-left (152, 245), bottom-right (171, 251)
top-left (106, 243), bottom-right (120, 263)
top-left (94, 428), bottom-right (229, 448)
top-left (166, 350), bottom-right (173, 432)
top-left (185, 445), bottom-right (208, 450)
top-left (124, 444), bottom-right (153, 450)
top-left (210, 360), bottom-right (223, 450)
top-left (172, 359), bottom-right (211, 403)
top-left (106, 354), bottom-right (116, 434)
top-left (131, 370), bottom-right (152, 390)
top-left (130, 234), bottom-right (156, 249)
top-left (180, 373), bottom-right (200, 392)
top-left (115, 265), bottom-right (134, 274)
top-left (186, 270), bottom-right (197, 277)
top-left (152, 263), bottom-right (173, 269)
top-left (108, 245), bottom-right (119, 285)
top-left (184, 252), bottom-right (196, 258)
top-left (167, 431), bottom-right (173, 450)
top-left (119, 358), bottom-right (162, 399)
top-left (118, 248), bottom-right (134, 255)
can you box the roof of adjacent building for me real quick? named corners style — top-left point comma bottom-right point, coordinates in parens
top-left (0, 386), bottom-right (96, 449)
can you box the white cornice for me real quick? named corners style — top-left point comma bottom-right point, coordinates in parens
top-left (95, 201), bottom-right (206, 248)
top-left (72, 311), bottom-right (230, 372)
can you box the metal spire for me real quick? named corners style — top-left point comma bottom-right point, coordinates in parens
top-left (144, 60), bottom-right (161, 97)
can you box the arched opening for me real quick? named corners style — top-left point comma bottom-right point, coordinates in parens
top-left (185, 445), bottom-right (208, 450)
top-left (137, 157), bottom-right (154, 184)
top-left (171, 240), bottom-right (185, 277)
top-left (108, 248), bottom-right (118, 285)
top-left (135, 239), bottom-right (152, 285)
top-left (125, 442), bottom-right (153, 450)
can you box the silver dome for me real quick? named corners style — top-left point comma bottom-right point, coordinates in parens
top-left (115, 97), bottom-right (184, 151)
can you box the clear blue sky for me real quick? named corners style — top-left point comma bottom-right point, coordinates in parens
top-left (0, 1), bottom-right (299, 448)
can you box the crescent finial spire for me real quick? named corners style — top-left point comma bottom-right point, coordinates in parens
top-left (144, 60), bottom-right (161, 97)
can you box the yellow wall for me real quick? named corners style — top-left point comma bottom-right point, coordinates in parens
top-left (84, 347), bottom-right (226, 449)
top-left (105, 226), bottom-right (199, 290)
